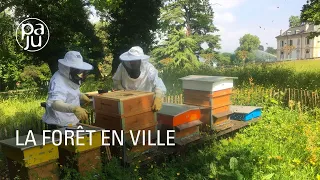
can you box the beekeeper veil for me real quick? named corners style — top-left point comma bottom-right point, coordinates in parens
top-left (58, 51), bottom-right (93, 85)
top-left (119, 46), bottom-right (150, 79)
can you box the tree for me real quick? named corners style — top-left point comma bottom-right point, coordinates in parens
top-left (258, 45), bottom-right (264, 51)
top-left (152, 28), bottom-right (199, 70)
top-left (236, 50), bottom-right (249, 65)
top-left (159, 0), bottom-right (220, 53)
top-left (238, 34), bottom-right (260, 52)
top-left (301, 0), bottom-right (320, 38)
top-left (14, 0), bottom-right (104, 75)
top-left (289, 15), bottom-right (301, 27)
top-left (103, 0), bottom-right (161, 74)
top-left (266, 47), bottom-right (277, 55)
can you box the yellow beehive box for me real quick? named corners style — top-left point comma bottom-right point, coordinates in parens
top-left (0, 134), bottom-right (59, 168)
top-left (56, 124), bottom-right (103, 153)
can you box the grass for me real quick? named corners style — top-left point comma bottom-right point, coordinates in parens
top-left (274, 59), bottom-right (320, 72)
top-left (0, 88), bottom-right (320, 179)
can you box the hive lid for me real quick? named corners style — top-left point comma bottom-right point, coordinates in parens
top-left (157, 103), bottom-right (200, 116)
top-left (230, 105), bottom-right (263, 114)
top-left (180, 75), bottom-right (238, 82)
top-left (56, 124), bottom-right (103, 137)
top-left (93, 90), bottom-right (154, 101)
top-left (0, 134), bottom-right (57, 150)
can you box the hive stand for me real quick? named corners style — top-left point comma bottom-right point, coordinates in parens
top-left (0, 134), bottom-right (59, 180)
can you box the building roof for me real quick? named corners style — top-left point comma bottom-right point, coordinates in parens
top-left (275, 24), bottom-right (319, 38)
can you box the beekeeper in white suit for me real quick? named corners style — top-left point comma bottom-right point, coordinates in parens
top-left (112, 46), bottom-right (166, 111)
top-left (42, 51), bottom-right (92, 129)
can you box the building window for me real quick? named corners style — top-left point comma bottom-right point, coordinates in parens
top-left (281, 41), bottom-right (284, 47)
top-left (289, 40), bottom-right (293, 46)
top-left (306, 49), bottom-right (310, 53)
top-left (306, 38), bottom-right (310, 45)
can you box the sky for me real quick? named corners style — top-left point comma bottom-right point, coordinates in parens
top-left (89, 0), bottom-right (307, 53)
top-left (210, 0), bottom-right (306, 52)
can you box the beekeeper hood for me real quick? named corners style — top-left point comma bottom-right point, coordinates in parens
top-left (119, 46), bottom-right (150, 79)
top-left (58, 51), bottom-right (93, 85)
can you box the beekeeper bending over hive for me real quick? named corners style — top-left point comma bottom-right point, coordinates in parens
top-left (42, 51), bottom-right (92, 129)
top-left (112, 46), bottom-right (166, 111)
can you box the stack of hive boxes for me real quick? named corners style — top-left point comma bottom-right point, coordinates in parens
top-left (157, 103), bottom-right (202, 146)
top-left (57, 124), bottom-right (105, 175)
top-left (93, 90), bottom-right (158, 163)
top-left (180, 75), bottom-right (238, 131)
top-left (0, 134), bottom-right (59, 180)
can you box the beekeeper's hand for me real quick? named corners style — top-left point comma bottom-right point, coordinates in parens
top-left (80, 94), bottom-right (91, 106)
top-left (152, 97), bottom-right (163, 112)
top-left (152, 89), bottom-right (164, 111)
top-left (73, 106), bottom-right (89, 122)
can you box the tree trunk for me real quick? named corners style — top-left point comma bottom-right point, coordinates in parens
top-left (47, 57), bottom-right (58, 75)
top-left (111, 52), bottom-right (121, 75)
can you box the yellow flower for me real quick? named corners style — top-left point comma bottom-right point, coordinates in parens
top-left (134, 169), bottom-right (137, 172)
top-left (317, 174), bottom-right (320, 180)
top-left (139, 178), bottom-right (142, 180)
top-left (177, 173), bottom-right (180, 176)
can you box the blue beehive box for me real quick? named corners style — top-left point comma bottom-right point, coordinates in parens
top-left (230, 105), bottom-right (262, 121)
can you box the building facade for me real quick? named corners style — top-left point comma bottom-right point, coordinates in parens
top-left (276, 24), bottom-right (320, 60)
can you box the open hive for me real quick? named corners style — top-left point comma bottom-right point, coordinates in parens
top-left (57, 124), bottom-right (105, 175)
top-left (157, 103), bottom-right (202, 146)
top-left (180, 75), bottom-right (238, 131)
top-left (0, 134), bottom-right (59, 180)
top-left (92, 90), bottom-right (158, 163)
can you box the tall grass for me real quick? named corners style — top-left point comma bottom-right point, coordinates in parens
top-left (161, 64), bottom-right (320, 95)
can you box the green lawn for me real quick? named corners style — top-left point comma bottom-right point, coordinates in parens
top-left (273, 59), bottom-right (320, 72)
top-left (0, 91), bottom-right (320, 179)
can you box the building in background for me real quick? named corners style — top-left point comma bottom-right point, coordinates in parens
top-left (276, 24), bottom-right (320, 60)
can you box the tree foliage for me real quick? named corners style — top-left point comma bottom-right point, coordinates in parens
top-left (160, 0), bottom-right (220, 52)
top-left (266, 47), bottom-right (277, 55)
top-left (301, 0), bottom-right (320, 38)
top-left (105, 0), bottom-right (162, 74)
top-left (0, 12), bottom-right (32, 91)
top-left (152, 29), bottom-right (199, 70)
top-left (14, 0), bottom-right (104, 75)
top-left (238, 34), bottom-right (260, 52)
top-left (289, 15), bottom-right (301, 27)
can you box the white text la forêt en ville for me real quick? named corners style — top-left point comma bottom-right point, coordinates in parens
top-left (15, 128), bottom-right (176, 147)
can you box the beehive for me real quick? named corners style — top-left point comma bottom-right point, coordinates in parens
top-left (92, 90), bottom-right (158, 163)
top-left (57, 124), bottom-right (104, 175)
top-left (230, 105), bottom-right (262, 121)
top-left (0, 134), bottom-right (59, 180)
top-left (157, 103), bottom-right (202, 146)
top-left (180, 75), bottom-right (237, 131)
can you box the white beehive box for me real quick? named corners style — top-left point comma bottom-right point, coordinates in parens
top-left (180, 75), bottom-right (238, 92)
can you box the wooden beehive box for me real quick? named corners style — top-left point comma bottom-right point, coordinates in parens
top-left (157, 103), bottom-right (202, 146)
top-left (0, 134), bottom-right (59, 180)
top-left (230, 105), bottom-right (262, 121)
top-left (93, 90), bottom-right (154, 118)
top-left (57, 124), bottom-right (105, 175)
top-left (157, 103), bottom-right (201, 127)
top-left (180, 75), bottom-right (237, 110)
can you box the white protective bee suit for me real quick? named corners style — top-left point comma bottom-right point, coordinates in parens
top-left (112, 46), bottom-right (166, 111)
top-left (42, 51), bottom-right (92, 127)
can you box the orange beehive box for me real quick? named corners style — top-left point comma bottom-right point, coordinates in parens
top-left (183, 88), bottom-right (233, 107)
top-left (157, 103), bottom-right (201, 127)
top-left (93, 90), bottom-right (154, 118)
top-left (160, 120), bottom-right (202, 146)
top-left (94, 111), bottom-right (157, 132)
